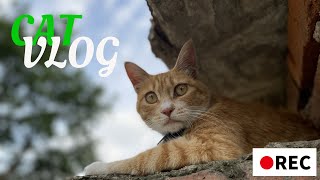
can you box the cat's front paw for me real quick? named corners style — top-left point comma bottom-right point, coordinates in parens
top-left (84, 161), bottom-right (112, 175)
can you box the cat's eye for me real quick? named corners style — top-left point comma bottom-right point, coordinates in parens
top-left (145, 92), bottom-right (158, 104)
top-left (175, 84), bottom-right (188, 96)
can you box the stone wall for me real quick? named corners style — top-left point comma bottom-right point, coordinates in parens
top-left (69, 139), bottom-right (320, 180)
top-left (147, 0), bottom-right (288, 106)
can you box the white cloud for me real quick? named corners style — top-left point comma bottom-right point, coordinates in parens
top-left (27, 0), bottom-right (90, 16)
top-left (0, 0), bottom-right (11, 8)
top-left (91, 111), bottom-right (162, 162)
top-left (0, 0), bottom-right (18, 18)
top-left (104, 0), bottom-right (117, 11)
top-left (0, 0), bottom-right (10, 10)
top-left (113, 0), bottom-right (145, 28)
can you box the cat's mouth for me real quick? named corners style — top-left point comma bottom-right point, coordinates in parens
top-left (164, 118), bottom-right (181, 126)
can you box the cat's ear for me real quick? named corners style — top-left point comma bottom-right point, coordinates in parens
top-left (173, 39), bottom-right (198, 78)
top-left (125, 62), bottom-right (149, 92)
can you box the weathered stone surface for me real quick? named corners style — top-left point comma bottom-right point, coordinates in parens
top-left (68, 139), bottom-right (320, 180)
top-left (313, 22), bottom-right (320, 43)
top-left (147, 0), bottom-right (288, 106)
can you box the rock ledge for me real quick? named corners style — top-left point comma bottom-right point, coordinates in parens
top-left (69, 139), bottom-right (320, 180)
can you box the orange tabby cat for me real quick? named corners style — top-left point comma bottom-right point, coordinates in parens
top-left (84, 40), bottom-right (319, 176)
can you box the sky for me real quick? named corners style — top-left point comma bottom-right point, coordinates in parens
top-left (1, 0), bottom-right (168, 169)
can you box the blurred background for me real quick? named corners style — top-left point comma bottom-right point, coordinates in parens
top-left (0, 0), bottom-right (167, 179)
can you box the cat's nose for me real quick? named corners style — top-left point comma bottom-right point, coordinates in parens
top-left (161, 107), bottom-right (175, 117)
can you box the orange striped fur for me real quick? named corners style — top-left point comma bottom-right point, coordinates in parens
top-left (84, 40), bottom-right (319, 176)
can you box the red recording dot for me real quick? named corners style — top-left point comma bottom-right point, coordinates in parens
top-left (260, 156), bottom-right (273, 170)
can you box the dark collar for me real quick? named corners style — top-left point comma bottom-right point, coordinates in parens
top-left (157, 128), bottom-right (186, 145)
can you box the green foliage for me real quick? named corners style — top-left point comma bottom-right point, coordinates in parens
top-left (0, 19), bottom-right (107, 180)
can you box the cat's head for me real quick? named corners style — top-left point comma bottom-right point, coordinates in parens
top-left (125, 40), bottom-right (211, 135)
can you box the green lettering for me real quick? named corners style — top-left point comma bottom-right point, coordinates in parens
top-left (60, 14), bottom-right (82, 46)
top-left (33, 14), bottom-right (54, 46)
top-left (11, 14), bottom-right (34, 46)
